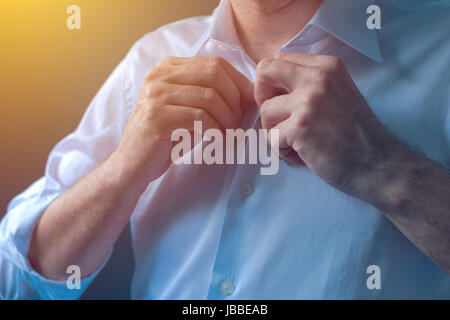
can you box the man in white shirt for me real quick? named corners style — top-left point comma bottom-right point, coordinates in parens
top-left (1, 0), bottom-right (450, 299)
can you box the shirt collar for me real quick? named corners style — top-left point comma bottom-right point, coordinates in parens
top-left (308, 0), bottom-right (383, 62)
top-left (192, 0), bottom-right (383, 63)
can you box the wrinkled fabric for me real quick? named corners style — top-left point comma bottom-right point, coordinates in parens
top-left (1, 0), bottom-right (450, 299)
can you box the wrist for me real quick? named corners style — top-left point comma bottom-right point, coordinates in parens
top-left (349, 139), bottom-right (413, 213)
top-left (103, 149), bottom-right (150, 194)
top-left (337, 128), bottom-right (409, 210)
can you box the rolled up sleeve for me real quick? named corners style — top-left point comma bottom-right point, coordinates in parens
top-left (0, 40), bottom-right (140, 300)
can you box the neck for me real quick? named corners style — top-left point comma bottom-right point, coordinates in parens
top-left (230, 0), bottom-right (323, 63)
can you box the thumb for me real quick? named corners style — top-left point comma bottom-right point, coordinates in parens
top-left (255, 58), bottom-right (289, 107)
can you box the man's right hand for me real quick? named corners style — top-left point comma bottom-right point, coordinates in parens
top-left (110, 56), bottom-right (255, 185)
top-left (27, 56), bottom-right (254, 281)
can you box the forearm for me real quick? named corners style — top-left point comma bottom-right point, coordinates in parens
top-left (351, 140), bottom-right (450, 274)
top-left (28, 151), bottom-right (148, 281)
top-left (253, 51), bottom-right (450, 273)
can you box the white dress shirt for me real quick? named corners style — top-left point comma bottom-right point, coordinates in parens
top-left (1, 0), bottom-right (450, 299)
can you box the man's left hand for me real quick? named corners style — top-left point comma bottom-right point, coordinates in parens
top-left (255, 52), bottom-right (398, 190)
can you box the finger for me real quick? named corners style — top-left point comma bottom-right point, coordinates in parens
top-left (268, 120), bottom-right (291, 151)
top-left (277, 52), bottom-right (342, 71)
top-left (160, 83), bottom-right (239, 130)
top-left (255, 58), bottom-right (311, 106)
top-left (267, 127), bottom-right (294, 160)
top-left (278, 148), bottom-right (306, 166)
top-left (276, 52), bottom-right (323, 68)
top-left (268, 118), bottom-right (297, 159)
top-left (200, 56), bottom-right (255, 104)
top-left (264, 135), bottom-right (305, 166)
top-left (162, 105), bottom-right (223, 162)
top-left (156, 63), bottom-right (244, 119)
top-left (159, 56), bottom-right (255, 104)
top-left (159, 104), bottom-right (222, 139)
top-left (259, 94), bottom-right (293, 130)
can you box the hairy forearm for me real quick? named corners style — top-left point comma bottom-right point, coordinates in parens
top-left (351, 140), bottom-right (450, 274)
top-left (28, 152), bottom-right (148, 281)
top-left (26, 56), bottom-right (254, 282)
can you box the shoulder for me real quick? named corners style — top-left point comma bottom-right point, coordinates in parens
top-left (121, 15), bottom-right (214, 115)
top-left (131, 15), bottom-right (213, 66)
top-left (380, 0), bottom-right (450, 40)
top-left (379, 1), bottom-right (450, 63)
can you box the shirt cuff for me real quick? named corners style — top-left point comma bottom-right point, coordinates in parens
top-left (21, 250), bottom-right (112, 300)
top-left (0, 180), bottom-right (112, 299)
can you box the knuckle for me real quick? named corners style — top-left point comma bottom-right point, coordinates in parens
top-left (302, 91), bottom-right (322, 112)
top-left (156, 56), bottom-right (173, 66)
top-left (314, 68), bottom-right (329, 82)
top-left (293, 143), bottom-right (306, 157)
top-left (145, 67), bottom-right (161, 81)
top-left (256, 58), bottom-right (273, 77)
top-left (194, 108), bottom-right (208, 121)
top-left (277, 51), bottom-right (291, 59)
top-left (145, 104), bottom-right (159, 119)
top-left (209, 56), bottom-right (226, 65)
top-left (259, 100), bottom-right (271, 119)
top-left (205, 61), bottom-right (222, 76)
top-left (313, 69), bottom-right (332, 90)
top-left (291, 63), bottom-right (304, 78)
top-left (201, 87), bottom-right (218, 103)
top-left (144, 82), bottom-right (165, 99)
top-left (232, 88), bottom-right (242, 106)
top-left (291, 111), bottom-right (309, 128)
top-left (144, 68), bottom-right (154, 81)
top-left (323, 55), bottom-right (343, 71)
top-left (137, 98), bottom-right (159, 122)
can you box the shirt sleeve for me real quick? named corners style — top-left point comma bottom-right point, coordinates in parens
top-left (0, 40), bottom-right (140, 300)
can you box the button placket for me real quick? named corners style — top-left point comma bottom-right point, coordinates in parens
top-left (205, 163), bottom-right (260, 299)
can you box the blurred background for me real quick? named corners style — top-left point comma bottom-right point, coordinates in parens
top-left (0, 0), bottom-right (219, 299)
top-left (0, 0), bottom-right (218, 218)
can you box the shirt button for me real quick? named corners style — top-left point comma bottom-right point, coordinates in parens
top-left (220, 280), bottom-right (235, 296)
top-left (239, 183), bottom-right (253, 196)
